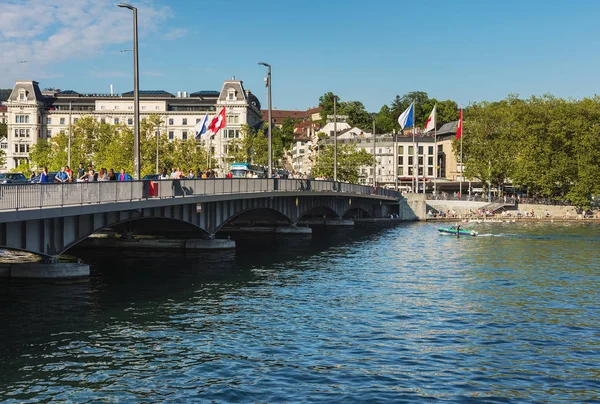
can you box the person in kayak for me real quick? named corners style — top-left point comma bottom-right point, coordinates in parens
top-left (456, 224), bottom-right (461, 238)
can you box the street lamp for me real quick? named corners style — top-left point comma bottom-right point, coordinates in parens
top-left (258, 62), bottom-right (272, 177)
top-left (118, 3), bottom-right (140, 180)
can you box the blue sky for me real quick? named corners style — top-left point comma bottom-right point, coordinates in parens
top-left (1, 0), bottom-right (599, 112)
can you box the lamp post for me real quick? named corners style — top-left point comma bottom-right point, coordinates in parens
top-left (258, 62), bottom-right (272, 177)
top-left (68, 101), bottom-right (72, 169)
top-left (118, 3), bottom-right (140, 180)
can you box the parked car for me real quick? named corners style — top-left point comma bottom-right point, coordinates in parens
top-left (0, 172), bottom-right (30, 184)
top-left (30, 172), bottom-right (58, 183)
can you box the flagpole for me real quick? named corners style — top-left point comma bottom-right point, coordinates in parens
top-left (333, 96), bottom-right (337, 182)
top-left (459, 107), bottom-right (463, 197)
top-left (434, 107), bottom-right (437, 197)
top-left (413, 100), bottom-right (417, 193)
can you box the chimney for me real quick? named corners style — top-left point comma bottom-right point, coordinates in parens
top-left (177, 91), bottom-right (182, 98)
top-left (110, 84), bottom-right (114, 96)
top-left (183, 91), bottom-right (188, 98)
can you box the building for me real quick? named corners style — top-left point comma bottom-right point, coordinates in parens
top-left (0, 105), bottom-right (7, 124)
top-left (2, 78), bottom-right (263, 172)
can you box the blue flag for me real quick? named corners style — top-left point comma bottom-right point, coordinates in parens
top-left (398, 102), bottom-right (414, 130)
top-left (194, 113), bottom-right (209, 139)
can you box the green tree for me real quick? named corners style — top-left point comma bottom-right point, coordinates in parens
top-left (312, 143), bottom-right (375, 183)
top-left (318, 92), bottom-right (339, 124)
top-left (390, 91), bottom-right (430, 129)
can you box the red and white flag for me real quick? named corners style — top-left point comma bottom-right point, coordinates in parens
top-left (208, 107), bottom-right (227, 133)
top-left (424, 105), bottom-right (436, 133)
top-left (455, 108), bottom-right (463, 140)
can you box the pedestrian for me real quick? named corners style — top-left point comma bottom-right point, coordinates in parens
top-left (187, 169), bottom-right (194, 179)
top-left (118, 169), bottom-right (132, 181)
top-left (159, 168), bottom-right (169, 180)
top-left (107, 168), bottom-right (117, 181)
top-left (40, 167), bottom-right (49, 183)
top-left (55, 167), bottom-right (69, 183)
top-left (65, 166), bottom-right (73, 182)
top-left (77, 163), bottom-right (86, 181)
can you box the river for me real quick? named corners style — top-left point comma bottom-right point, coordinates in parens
top-left (0, 222), bottom-right (598, 403)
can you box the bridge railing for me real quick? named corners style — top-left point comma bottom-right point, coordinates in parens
top-left (0, 179), bottom-right (400, 211)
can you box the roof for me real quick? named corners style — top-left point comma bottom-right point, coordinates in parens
top-left (121, 90), bottom-right (174, 97)
top-left (58, 90), bottom-right (80, 95)
top-left (437, 121), bottom-right (458, 136)
top-left (190, 90), bottom-right (219, 96)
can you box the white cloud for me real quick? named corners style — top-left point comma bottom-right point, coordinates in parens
top-left (164, 28), bottom-right (187, 40)
top-left (0, 0), bottom-right (172, 87)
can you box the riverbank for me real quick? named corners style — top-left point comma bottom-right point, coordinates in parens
top-left (428, 217), bottom-right (599, 223)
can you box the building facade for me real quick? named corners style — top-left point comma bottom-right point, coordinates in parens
top-left (2, 78), bottom-right (262, 173)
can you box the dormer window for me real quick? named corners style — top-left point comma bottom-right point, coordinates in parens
top-left (227, 89), bottom-right (236, 100)
top-left (19, 90), bottom-right (26, 101)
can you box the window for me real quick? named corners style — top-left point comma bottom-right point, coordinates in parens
top-left (47, 129), bottom-right (52, 138)
top-left (418, 146), bottom-right (423, 155)
top-left (408, 146), bottom-right (414, 155)
top-left (60, 118), bottom-right (65, 125)
top-left (0, 143), bottom-right (7, 149)
top-left (19, 144), bottom-right (26, 153)
top-left (182, 118), bottom-right (188, 125)
top-left (47, 117), bottom-right (52, 125)
top-left (114, 118), bottom-right (119, 124)
top-left (16, 115), bottom-right (29, 123)
top-left (196, 118), bottom-right (201, 124)
top-left (26, 129), bottom-right (30, 137)
top-left (378, 148), bottom-right (382, 154)
top-left (428, 167), bottom-right (433, 176)
top-left (235, 130), bottom-right (240, 138)
top-left (14, 129), bottom-right (18, 137)
top-left (398, 156), bottom-right (403, 165)
top-left (398, 145), bottom-right (404, 155)
top-left (182, 131), bottom-right (187, 140)
top-left (300, 141), bottom-right (305, 146)
top-left (408, 156), bottom-right (413, 165)
top-left (418, 167), bottom-right (424, 176)
top-left (398, 167), bottom-right (403, 176)
top-left (428, 146), bottom-right (434, 155)
top-left (168, 131), bottom-right (174, 140)
top-left (418, 156), bottom-right (423, 165)
top-left (19, 129), bottom-right (25, 137)
top-left (408, 167), bottom-right (413, 175)
top-left (169, 118), bottom-right (174, 125)
top-left (428, 156), bottom-right (433, 166)
top-left (14, 144), bottom-right (18, 153)
top-left (100, 118), bottom-right (106, 124)
top-left (19, 91), bottom-right (25, 101)
top-left (128, 118), bottom-right (133, 125)
top-left (227, 115), bottom-right (239, 124)
top-left (74, 118), bottom-right (79, 124)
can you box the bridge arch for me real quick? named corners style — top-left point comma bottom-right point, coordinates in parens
top-left (214, 207), bottom-right (294, 233)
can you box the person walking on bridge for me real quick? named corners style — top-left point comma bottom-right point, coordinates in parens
top-left (118, 169), bottom-right (132, 181)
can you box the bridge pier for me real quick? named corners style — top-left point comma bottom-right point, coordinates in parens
top-left (1, 262), bottom-right (90, 280)
top-left (275, 225), bottom-right (312, 235)
top-left (81, 236), bottom-right (235, 251)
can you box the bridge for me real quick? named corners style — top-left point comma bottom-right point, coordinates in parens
top-left (0, 179), bottom-right (420, 262)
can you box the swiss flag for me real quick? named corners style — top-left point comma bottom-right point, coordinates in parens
top-left (455, 108), bottom-right (463, 140)
top-left (208, 107), bottom-right (227, 133)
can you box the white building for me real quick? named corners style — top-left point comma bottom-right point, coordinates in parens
top-left (2, 78), bottom-right (262, 173)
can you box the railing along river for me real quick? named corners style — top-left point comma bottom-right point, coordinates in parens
top-left (0, 179), bottom-right (400, 211)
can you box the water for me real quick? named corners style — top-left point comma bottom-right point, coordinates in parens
top-left (0, 222), bottom-right (599, 403)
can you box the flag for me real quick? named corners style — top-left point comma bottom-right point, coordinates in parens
top-left (456, 108), bottom-right (463, 140)
top-left (424, 105), bottom-right (436, 133)
top-left (208, 107), bottom-right (227, 134)
top-left (398, 102), bottom-right (414, 130)
top-left (194, 113), bottom-right (209, 139)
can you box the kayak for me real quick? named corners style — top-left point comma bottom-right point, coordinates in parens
top-left (438, 227), bottom-right (478, 236)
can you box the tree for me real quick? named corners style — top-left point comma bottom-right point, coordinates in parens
top-left (339, 100), bottom-right (371, 130)
top-left (390, 91), bottom-right (430, 129)
top-left (318, 92), bottom-right (339, 124)
top-left (375, 105), bottom-right (396, 134)
top-left (312, 143), bottom-right (375, 183)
